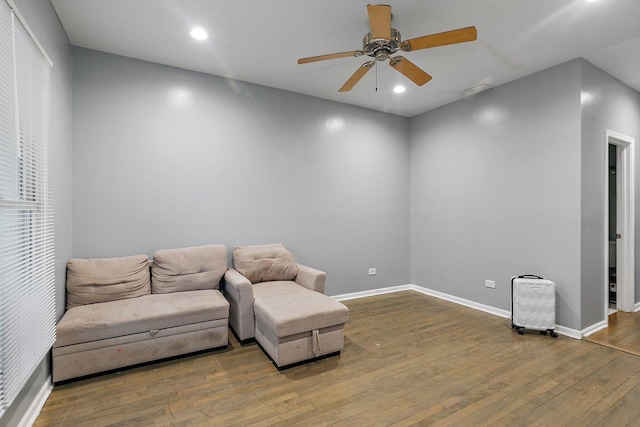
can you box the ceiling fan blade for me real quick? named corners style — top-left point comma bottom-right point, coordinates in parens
top-left (339, 61), bottom-right (375, 92)
top-left (298, 51), bottom-right (363, 64)
top-left (367, 4), bottom-right (391, 40)
top-left (389, 56), bottom-right (432, 86)
top-left (401, 26), bottom-right (477, 52)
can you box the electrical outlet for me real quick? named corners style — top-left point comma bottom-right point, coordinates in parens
top-left (368, 268), bottom-right (377, 276)
top-left (485, 280), bottom-right (496, 289)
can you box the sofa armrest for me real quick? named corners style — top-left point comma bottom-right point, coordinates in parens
top-left (295, 263), bottom-right (326, 294)
top-left (224, 269), bottom-right (255, 341)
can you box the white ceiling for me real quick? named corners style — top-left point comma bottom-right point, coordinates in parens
top-left (51, 0), bottom-right (640, 118)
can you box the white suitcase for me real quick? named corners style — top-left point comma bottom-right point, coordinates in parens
top-left (511, 275), bottom-right (557, 338)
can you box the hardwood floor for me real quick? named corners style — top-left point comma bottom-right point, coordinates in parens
top-left (36, 291), bottom-right (640, 426)
top-left (586, 311), bottom-right (640, 357)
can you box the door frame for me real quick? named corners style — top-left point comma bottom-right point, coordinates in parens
top-left (604, 129), bottom-right (635, 317)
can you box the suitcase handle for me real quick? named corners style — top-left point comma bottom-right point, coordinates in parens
top-left (517, 274), bottom-right (543, 280)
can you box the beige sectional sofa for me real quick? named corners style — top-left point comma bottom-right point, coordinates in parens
top-left (224, 243), bottom-right (349, 368)
top-left (52, 245), bottom-right (229, 382)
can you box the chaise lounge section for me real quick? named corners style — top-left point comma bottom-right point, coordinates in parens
top-left (224, 243), bottom-right (349, 368)
top-left (52, 245), bottom-right (229, 382)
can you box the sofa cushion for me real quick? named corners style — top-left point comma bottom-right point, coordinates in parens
top-left (253, 281), bottom-right (349, 337)
top-left (66, 255), bottom-right (150, 309)
top-left (151, 244), bottom-right (227, 294)
top-left (54, 290), bottom-right (229, 347)
top-left (233, 243), bottom-right (297, 284)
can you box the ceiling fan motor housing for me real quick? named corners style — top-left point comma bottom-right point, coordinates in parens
top-left (363, 28), bottom-right (401, 61)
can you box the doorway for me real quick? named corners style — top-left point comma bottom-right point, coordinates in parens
top-left (605, 130), bottom-right (635, 319)
top-left (608, 143), bottom-right (617, 313)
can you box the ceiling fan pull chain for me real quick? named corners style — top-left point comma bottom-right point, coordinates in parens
top-left (375, 61), bottom-right (378, 92)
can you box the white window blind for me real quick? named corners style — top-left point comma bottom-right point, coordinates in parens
top-left (0, 0), bottom-right (55, 415)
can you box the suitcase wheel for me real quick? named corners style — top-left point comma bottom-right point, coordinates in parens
top-left (550, 331), bottom-right (558, 338)
top-left (517, 328), bottom-right (524, 335)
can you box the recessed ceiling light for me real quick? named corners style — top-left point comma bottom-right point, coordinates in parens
top-left (393, 85), bottom-right (406, 94)
top-left (190, 27), bottom-right (208, 41)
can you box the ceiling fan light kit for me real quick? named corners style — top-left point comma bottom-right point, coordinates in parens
top-left (298, 4), bottom-right (477, 92)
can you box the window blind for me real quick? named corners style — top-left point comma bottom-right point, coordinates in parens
top-left (0, 0), bottom-right (55, 415)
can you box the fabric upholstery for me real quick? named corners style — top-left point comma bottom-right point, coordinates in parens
top-left (55, 290), bottom-right (229, 347)
top-left (233, 243), bottom-right (297, 284)
top-left (225, 261), bottom-right (335, 342)
top-left (66, 254), bottom-right (150, 309)
top-left (52, 325), bottom-right (227, 382)
top-left (227, 245), bottom-right (348, 367)
top-left (151, 244), bottom-right (227, 293)
top-left (294, 263), bottom-right (326, 293)
top-left (255, 321), bottom-right (344, 367)
top-left (54, 319), bottom-right (227, 355)
top-left (252, 281), bottom-right (349, 338)
top-left (223, 269), bottom-right (255, 341)
top-left (56, 247), bottom-right (232, 382)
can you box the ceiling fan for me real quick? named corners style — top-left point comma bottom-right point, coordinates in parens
top-left (298, 4), bottom-right (477, 92)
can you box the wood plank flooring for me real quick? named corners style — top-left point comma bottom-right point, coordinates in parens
top-left (35, 291), bottom-right (640, 426)
top-left (586, 311), bottom-right (640, 357)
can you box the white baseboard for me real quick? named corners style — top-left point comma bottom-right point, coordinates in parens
top-left (634, 301), bottom-right (640, 312)
top-left (557, 325), bottom-right (583, 339)
top-left (18, 376), bottom-right (52, 427)
top-left (581, 320), bottom-right (608, 338)
top-left (331, 284), bottom-right (414, 302)
top-left (333, 284), bottom-right (580, 339)
top-left (333, 284), bottom-right (510, 318)
top-left (409, 285), bottom-right (511, 319)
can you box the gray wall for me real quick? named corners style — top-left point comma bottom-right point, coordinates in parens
top-left (579, 59), bottom-right (640, 328)
top-left (2, 0), bottom-right (72, 426)
top-left (410, 58), bottom-right (640, 331)
top-left (410, 60), bottom-right (584, 329)
top-left (71, 48), bottom-right (411, 295)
